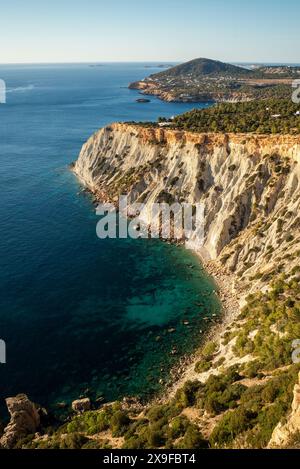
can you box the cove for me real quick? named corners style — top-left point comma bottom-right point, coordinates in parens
top-left (0, 63), bottom-right (217, 413)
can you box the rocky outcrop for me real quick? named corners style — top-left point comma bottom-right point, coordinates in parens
top-left (269, 372), bottom-right (300, 447)
top-left (129, 80), bottom-right (185, 102)
top-left (0, 394), bottom-right (40, 449)
top-left (74, 123), bottom-right (300, 295)
top-left (129, 80), bottom-right (255, 103)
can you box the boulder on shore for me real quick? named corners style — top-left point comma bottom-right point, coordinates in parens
top-left (71, 398), bottom-right (91, 414)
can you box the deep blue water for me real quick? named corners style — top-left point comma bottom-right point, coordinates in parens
top-left (0, 63), bottom-right (218, 411)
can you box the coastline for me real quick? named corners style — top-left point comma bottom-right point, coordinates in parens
top-left (165, 257), bottom-right (241, 400)
top-left (72, 166), bottom-right (241, 405)
top-left (3, 58), bottom-right (300, 450)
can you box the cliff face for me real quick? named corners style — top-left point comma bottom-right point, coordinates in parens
top-left (74, 123), bottom-right (300, 294)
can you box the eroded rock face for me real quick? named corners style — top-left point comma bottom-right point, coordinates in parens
top-left (72, 398), bottom-right (91, 414)
top-left (0, 394), bottom-right (40, 449)
top-left (73, 124), bottom-right (300, 448)
top-left (74, 123), bottom-right (300, 295)
top-left (269, 372), bottom-right (300, 448)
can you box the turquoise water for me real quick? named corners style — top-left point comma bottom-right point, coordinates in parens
top-left (0, 63), bottom-right (219, 410)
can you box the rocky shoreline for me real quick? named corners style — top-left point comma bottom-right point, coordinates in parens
top-left (162, 258), bottom-right (241, 400)
top-left (72, 171), bottom-right (241, 407)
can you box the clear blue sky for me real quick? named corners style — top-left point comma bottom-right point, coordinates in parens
top-left (0, 0), bottom-right (299, 64)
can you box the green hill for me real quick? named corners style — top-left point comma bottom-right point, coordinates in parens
top-left (150, 57), bottom-right (252, 79)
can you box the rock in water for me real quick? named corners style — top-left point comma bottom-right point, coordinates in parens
top-left (0, 394), bottom-right (40, 449)
top-left (72, 398), bottom-right (91, 414)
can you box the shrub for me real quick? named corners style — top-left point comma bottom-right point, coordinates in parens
top-left (174, 381), bottom-right (202, 409)
top-left (168, 416), bottom-right (189, 439)
top-left (242, 360), bottom-right (264, 378)
top-left (60, 433), bottom-right (89, 449)
top-left (147, 429), bottom-right (165, 448)
top-left (204, 383), bottom-right (246, 415)
top-left (67, 409), bottom-right (111, 435)
top-left (176, 425), bottom-right (208, 449)
top-left (195, 358), bottom-right (212, 373)
top-left (110, 411), bottom-right (131, 437)
top-left (147, 405), bottom-right (170, 422)
top-left (122, 436), bottom-right (144, 449)
top-left (202, 341), bottom-right (218, 358)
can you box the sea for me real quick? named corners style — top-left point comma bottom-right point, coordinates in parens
top-left (0, 63), bottom-right (219, 413)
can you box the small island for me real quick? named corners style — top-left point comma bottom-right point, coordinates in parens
top-left (136, 98), bottom-right (151, 103)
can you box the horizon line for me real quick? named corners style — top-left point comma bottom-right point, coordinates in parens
top-left (0, 59), bottom-right (299, 66)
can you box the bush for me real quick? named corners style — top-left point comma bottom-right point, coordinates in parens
top-left (204, 383), bottom-right (246, 415)
top-left (202, 341), bottom-right (218, 358)
top-left (174, 381), bottom-right (202, 409)
top-left (122, 436), bottom-right (144, 449)
top-left (168, 416), bottom-right (189, 439)
top-left (147, 429), bottom-right (165, 448)
top-left (67, 410), bottom-right (111, 435)
top-left (261, 383), bottom-right (279, 403)
top-left (242, 360), bottom-right (263, 378)
top-left (60, 433), bottom-right (89, 449)
top-left (176, 425), bottom-right (208, 449)
top-left (110, 411), bottom-right (131, 437)
top-left (195, 358), bottom-right (212, 373)
top-left (147, 405), bottom-right (167, 423)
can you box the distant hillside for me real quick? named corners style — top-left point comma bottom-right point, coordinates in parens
top-left (150, 57), bottom-right (252, 79)
top-left (129, 57), bottom-right (295, 103)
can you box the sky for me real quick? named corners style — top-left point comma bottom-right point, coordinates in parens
top-left (0, 0), bottom-right (299, 64)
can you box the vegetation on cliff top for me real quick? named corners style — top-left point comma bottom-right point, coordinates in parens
top-left (132, 99), bottom-right (300, 134)
top-left (172, 99), bottom-right (300, 134)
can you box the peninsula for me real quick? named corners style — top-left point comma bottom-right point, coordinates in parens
top-left (129, 58), bottom-right (300, 103)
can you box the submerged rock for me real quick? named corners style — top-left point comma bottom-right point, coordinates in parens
top-left (55, 401), bottom-right (68, 409)
top-left (0, 394), bottom-right (40, 449)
